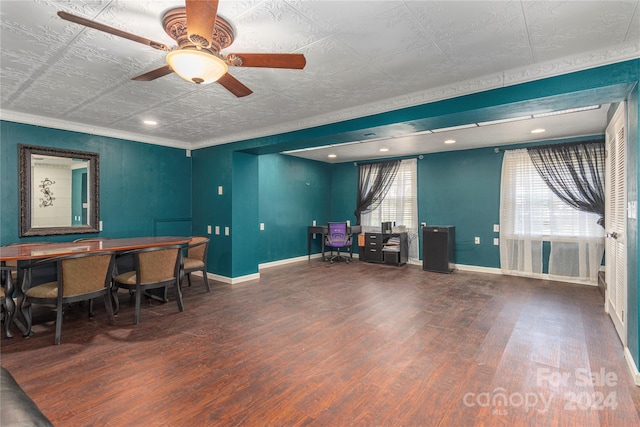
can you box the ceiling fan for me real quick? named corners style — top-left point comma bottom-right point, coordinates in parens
top-left (57, 0), bottom-right (306, 97)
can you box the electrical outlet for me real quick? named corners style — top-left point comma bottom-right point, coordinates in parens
top-left (493, 238), bottom-right (499, 246)
top-left (493, 224), bottom-right (500, 232)
top-left (225, 226), bottom-right (230, 236)
top-left (474, 237), bottom-right (480, 244)
top-left (260, 223), bottom-right (265, 231)
top-left (207, 225), bottom-right (211, 234)
top-left (215, 226), bottom-right (220, 235)
top-left (218, 186), bottom-right (223, 195)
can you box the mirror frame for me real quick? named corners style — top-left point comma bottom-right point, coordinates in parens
top-left (19, 144), bottom-right (100, 237)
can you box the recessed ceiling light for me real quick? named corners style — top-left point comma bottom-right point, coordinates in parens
top-left (444, 139), bottom-right (456, 144)
top-left (379, 148), bottom-right (389, 152)
top-left (328, 154), bottom-right (337, 158)
top-left (531, 128), bottom-right (546, 134)
top-left (143, 120), bottom-right (158, 125)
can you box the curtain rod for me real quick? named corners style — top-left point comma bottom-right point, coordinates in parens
top-left (353, 154), bottom-right (423, 166)
top-left (494, 138), bottom-right (605, 153)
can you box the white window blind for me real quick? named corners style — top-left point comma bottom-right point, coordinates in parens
top-left (361, 159), bottom-right (418, 259)
top-left (500, 149), bottom-right (604, 283)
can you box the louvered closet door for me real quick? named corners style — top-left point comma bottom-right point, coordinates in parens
top-left (605, 102), bottom-right (627, 345)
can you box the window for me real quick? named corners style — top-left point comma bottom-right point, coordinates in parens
top-left (362, 159), bottom-right (418, 259)
top-left (500, 149), bottom-right (604, 283)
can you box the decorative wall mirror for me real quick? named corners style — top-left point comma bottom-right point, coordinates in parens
top-left (19, 144), bottom-right (100, 237)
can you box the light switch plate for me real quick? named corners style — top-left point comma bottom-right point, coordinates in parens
top-left (493, 224), bottom-right (500, 232)
top-left (260, 223), bottom-right (265, 231)
top-left (225, 226), bottom-right (230, 236)
top-left (215, 226), bottom-right (220, 235)
top-left (494, 238), bottom-right (499, 246)
top-left (207, 225), bottom-right (211, 234)
top-left (474, 237), bottom-right (480, 244)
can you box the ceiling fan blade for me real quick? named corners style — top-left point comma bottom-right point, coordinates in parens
top-left (217, 73), bottom-right (253, 98)
top-left (57, 11), bottom-right (171, 51)
top-left (226, 53), bottom-right (306, 69)
top-left (132, 65), bottom-right (174, 81)
top-left (185, 0), bottom-right (219, 49)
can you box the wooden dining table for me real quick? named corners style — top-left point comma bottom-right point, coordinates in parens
top-left (0, 236), bottom-right (192, 338)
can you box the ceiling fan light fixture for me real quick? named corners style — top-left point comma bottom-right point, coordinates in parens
top-left (166, 50), bottom-right (228, 85)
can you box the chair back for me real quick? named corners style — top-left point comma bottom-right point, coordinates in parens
top-left (326, 222), bottom-right (350, 248)
top-left (187, 236), bottom-right (209, 262)
top-left (137, 247), bottom-right (181, 284)
top-left (60, 253), bottom-right (114, 297)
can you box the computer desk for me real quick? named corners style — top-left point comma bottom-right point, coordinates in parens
top-left (307, 225), bottom-right (361, 260)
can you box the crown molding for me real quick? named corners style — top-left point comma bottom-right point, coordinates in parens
top-left (0, 110), bottom-right (189, 150)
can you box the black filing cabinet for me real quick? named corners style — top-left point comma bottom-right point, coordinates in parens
top-left (423, 226), bottom-right (455, 273)
top-left (364, 233), bottom-right (384, 263)
top-left (364, 232), bottom-right (408, 265)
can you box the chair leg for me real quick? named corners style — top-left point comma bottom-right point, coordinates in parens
top-left (187, 273), bottom-right (192, 287)
top-left (54, 301), bottom-right (63, 345)
top-left (174, 280), bottom-right (184, 312)
top-left (134, 285), bottom-right (141, 325)
top-left (88, 298), bottom-right (94, 318)
top-left (111, 286), bottom-right (120, 314)
top-left (103, 293), bottom-right (116, 326)
top-left (202, 269), bottom-right (211, 292)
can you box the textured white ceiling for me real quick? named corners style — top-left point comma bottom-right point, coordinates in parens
top-left (1, 0), bottom-right (639, 161)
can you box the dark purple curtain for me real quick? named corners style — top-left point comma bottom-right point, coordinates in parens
top-left (527, 140), bottom-right (605, 227)
top-left (354, 160), bottom-right (400, 225)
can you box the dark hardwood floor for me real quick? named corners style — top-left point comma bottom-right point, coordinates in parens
top-left (2, 259), bottom-right (640, 426)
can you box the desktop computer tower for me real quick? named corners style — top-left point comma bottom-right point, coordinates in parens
top-left (423, 226), bottom-right (455, 273)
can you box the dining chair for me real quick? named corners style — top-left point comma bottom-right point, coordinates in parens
top-left (111, 245), bottom-right (183, 325)
top-left (182, 236), bottom-right (211, 292)
top-left (324, 222), bottom-right (353, 263)
top-left (0, 265), bottom-right (17, 338)
top-left (20, 251), bottom-right (116, 345)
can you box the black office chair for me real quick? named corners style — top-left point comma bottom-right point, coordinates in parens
top-left (324, 222), bottom-right (352, 263)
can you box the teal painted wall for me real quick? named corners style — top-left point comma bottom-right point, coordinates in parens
top-left (191, 145), bottom-right (233, 277)
top-left (330, 162), bottom-right (359, 224)
top-left (257, 154), bottom-right (332, 263)
top-left (231, 152), bottom-right (259, 277)
top-left (0, 121), bottom-right (192, 244)
top-left (418, 147), bottom-right (502, 267)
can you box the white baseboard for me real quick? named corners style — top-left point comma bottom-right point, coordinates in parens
top-left (195, 257), bottom-right (598, 287)
top-left (454, 264), bottom-right (502, 275)
top-left (189, 270), bottom-right (260, 285)
top-left (624, 347), bottom-right (640, 386)
top-left (259, 253), bottom-right (323, 270)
